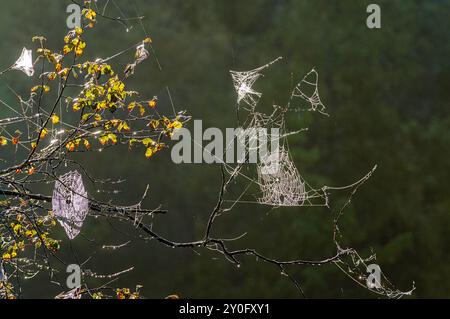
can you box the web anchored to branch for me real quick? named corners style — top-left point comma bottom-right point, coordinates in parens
top-left (52, 171), bottom-right (89, 240)
top-left (0, 0), bottom-right (414, 298)
top-left (222, 57), bottom-right (414, 297)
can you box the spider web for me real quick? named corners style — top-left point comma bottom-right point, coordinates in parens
top-left (230, 57), bottom-right (282, 110)
top-left (52, 170), bottom-right (89, 240)
top-left (257, 146), bottom-right (307, 206)
top-left (0, 47), bottom-right (34, 77)
top-left (221, 57), bottom-right (414, 298)
top-left (225, 58), bottom-right (327, 208)
top-left (289, 68), bottom-right (328, 116)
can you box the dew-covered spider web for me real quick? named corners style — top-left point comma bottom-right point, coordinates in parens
top-left (289, 68), bottom-right (328, 116)
top-left (220, 57), bottom-right (414, 298)
top-left (52, 170), bottom-right (89, 240)
top-left (257, 146), bottom-right (307, 206)
top-left (224, 57), bottom-right (330, 208)
top-left (230, 57), bottom-right (282, 110)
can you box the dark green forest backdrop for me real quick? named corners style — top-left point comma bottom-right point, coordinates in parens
top-left (0, 0), bottom-right (449, 298)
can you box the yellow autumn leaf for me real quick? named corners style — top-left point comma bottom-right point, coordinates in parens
top-left (59, 68), bottom-right (69, 77)
top-left (51, 114), bottom-right (60, 124)
top-left (127, 102), bottom-right (136, 112)
top-left (75, 48), bottom-right (84, 56)
top-left (13, 224), bottom-right (22, 235)
top-left (66, 141), bottom-right (75, 152)
top-left (39, 128), bottom-right (48, 139)
top-left (129, 138), bottom-right (138, 147)
top-left (148, 99), bottom-right (157, 108)
top-left (99, 133), bottom-right (117, 145)
top-left (145, 147), bottom-right (155, 158)
top-left (142, 138), bottom-right (155, 147)
top-left (139, 104), bottom-right (146, 116)
top-left (108, 133), bottom-right (117, 144)
top-left (2, 253), bottom-right (11, 260)
top-left (118, 121), bottom-right (130, 132)
top-left (47, 72), bottom-right (57, 80)
top-left (73, 102), bottom-right (82, 111)
top-left (82, 113), bottom-right (93, 122)
top-left (84, 9), bottom-right (97, 21)
top-left (169, 120), bottom-right (182, 129)
top-left (149, 119), bottom-right (159, 129)
top-left (71, 38), bottom-right (80, 46)
top-left (98, 135), bottom-right (108, 145)
top-left (0, 136), bottom-right (8, 146)
top-left (63, 45), bottom-right (71, 55)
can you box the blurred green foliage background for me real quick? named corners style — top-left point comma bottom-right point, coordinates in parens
top-left (0, 0), bottom-right (449, 298)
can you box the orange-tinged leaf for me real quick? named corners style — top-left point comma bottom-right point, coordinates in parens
top-left (75, 48), bottom-right (84, 57)
top-left (83, 139), bottom-right (91, 150)
top-left (47, 72), bottom-right (57, 80)
top-left (66, 141), bottom-right (75, 152)
top-left (98, 135), bottom-right (108, 146)
top-left (39, 128), bottom-right (48, 139)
